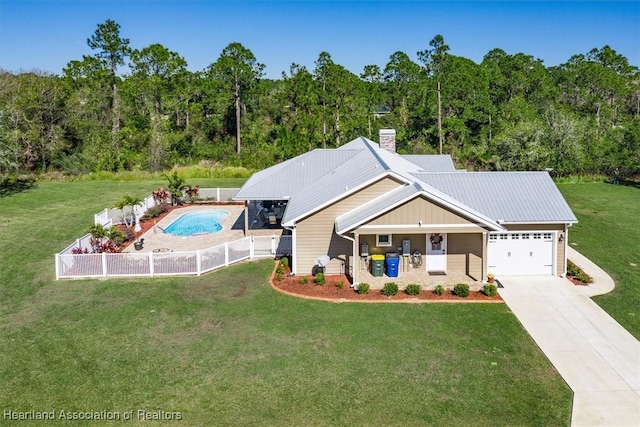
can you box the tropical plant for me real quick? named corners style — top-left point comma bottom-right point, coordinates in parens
top-left (113, 195), bottom-right (143, 228)
top-left (164, 170), bottom-right (186, 205)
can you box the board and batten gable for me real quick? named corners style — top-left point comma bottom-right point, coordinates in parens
top-left (365, 196), bottom-right (486, 231)
top-left (294, 176), bottom-right (404, 275)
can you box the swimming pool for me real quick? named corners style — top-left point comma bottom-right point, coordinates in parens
top-left (163, 210), bottom-right (229, 237)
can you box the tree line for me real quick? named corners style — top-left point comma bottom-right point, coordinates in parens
top-left (1, 19), bottom-right (639, 179)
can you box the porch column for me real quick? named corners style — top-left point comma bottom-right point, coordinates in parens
top-left (354, 233), bottom-right (359, 285)
top-left (482, 231), bottom-right (488, 282)
top-left (244, 201), bottom-right (249, 236)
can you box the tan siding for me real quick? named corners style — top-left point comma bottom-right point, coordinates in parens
top-left (369, 196), bottom-right (477, 226)
top-left (355, 225), bottom-right (486, 234)
top-left (447, 234), bottom-right (483, 280)
top-left (504, 223), bottom-right (565, 231)
top-left (557, 236), bottom-right (566, 276)
top-left (295, 177), bottom-right (403, 275)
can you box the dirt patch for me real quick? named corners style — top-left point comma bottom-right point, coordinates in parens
top-left (271, 264), bottom-right (502, 303)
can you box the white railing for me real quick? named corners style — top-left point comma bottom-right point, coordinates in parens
top-left (93, 188), bottom-right (241, 228)
top-left (56, 235), bottom-right (291, 280)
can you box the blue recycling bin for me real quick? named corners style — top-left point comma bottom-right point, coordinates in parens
top-left (385, 253), bottom-right (400, 278)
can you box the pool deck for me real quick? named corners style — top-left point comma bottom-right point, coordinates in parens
top-left (124, 204), bottom-right (284, 254)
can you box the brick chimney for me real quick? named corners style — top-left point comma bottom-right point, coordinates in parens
top-left (379, 129), bottom-right (396, 153)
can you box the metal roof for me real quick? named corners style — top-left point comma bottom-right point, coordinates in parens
top-left (413, 172), bottom-right (578, 223)
top-left (234, 135), bottom-right (577, 228)
top-left (233, 149), bottom-right (359, 200)
top-left (400, 155), bottom-right (456, 172)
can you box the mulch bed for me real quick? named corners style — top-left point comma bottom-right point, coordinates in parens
top-left (566, 276), bottom-right (590, 286)
top-left (271, 264), bottom-right (503, 303)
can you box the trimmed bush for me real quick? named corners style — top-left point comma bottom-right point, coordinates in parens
top-left (453, 283), bottom-right (470, 298)
top-left (314, 273), bottom-right (326, 286)
top-left (482, 284), bottom-right (498, 297)
top-left (433, 284), bottom-right (445, 296)
top-left (280, 257), bottom-right (289, 268)
top-left (357, 283), bottom-right (370, 295)
top-left (299, 277), bottom-right (308, 284)
top-left (405, 284), bottom-right (421, 296)
top-left (382, 282), bottom-right (399, 296)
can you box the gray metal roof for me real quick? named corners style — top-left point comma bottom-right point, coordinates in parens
top-left (233, 149), bottom-right (360, 200)
top-left (413, 172), bottom-right (578, 223)
top-left (400, 155), bottom-right (456, 172)
top-left (282, 148), bottom-right (388, 224)
top-left (235, 135), bottom-right (577, 228)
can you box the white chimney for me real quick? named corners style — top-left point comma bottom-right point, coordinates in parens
top-left (379, 129), bottom-right (396, 153)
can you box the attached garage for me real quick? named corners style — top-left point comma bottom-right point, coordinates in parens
top-left (487, 232), bottom-right (556, 276)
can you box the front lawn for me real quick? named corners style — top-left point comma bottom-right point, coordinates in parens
top-left (0, 180), bottom-right (571, 425)
top-left (558, 182), bottom-right (640, 339)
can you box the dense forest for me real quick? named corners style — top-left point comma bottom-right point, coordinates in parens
top-left (1, 19), bottom-right (639, 179)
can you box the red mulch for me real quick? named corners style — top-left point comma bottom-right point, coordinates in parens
top-left (566, 276), bottom-right (590, 286)
top-left (272, 265), bottom-right (502, 303)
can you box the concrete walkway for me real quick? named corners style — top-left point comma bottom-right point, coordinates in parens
top-left (498, 252), bottom-right (639, 426)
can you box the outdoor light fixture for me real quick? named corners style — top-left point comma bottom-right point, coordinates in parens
top-left (559, 233), bottom-right (564, 242)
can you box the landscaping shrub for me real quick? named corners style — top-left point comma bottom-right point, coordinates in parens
top-left (483, 284), bottom-right (498, 297)
top-left (336, 281), bottom-right (344, 289)
top-left (142, 204), bottom-right (168, 220)
top-left (299, 277), bottom-right (308, 284)
top-left (275, 264), bottom-right (285, 275)
top-left (314, 273), bottom-right (326, 286)
top-left (357, 283), bottom-right (370, 294)
top-left (382, 282), bottom-right (399, 296)
top-left (405, 284), bottom-right (421, 296)
top-left (567, 260), bottom-right (581, 277)
top-left (280, 257), bottom-right (289, 268)
top-left (274, 272), bottom-right (283, 281)
top-left (433, 284), bottom-right (445, 296)
top-left (106, 228), bottom-right (127, 246)
top-left (576, 271), bottom-right (593, 284)
top-left (453, 283), bottom-right (470, 298)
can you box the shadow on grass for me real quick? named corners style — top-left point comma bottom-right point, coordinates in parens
top-left (0, 175), bottom-right (37, 197)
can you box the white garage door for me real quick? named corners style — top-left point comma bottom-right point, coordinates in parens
top-left (487, 232), bottom-right (555, 276)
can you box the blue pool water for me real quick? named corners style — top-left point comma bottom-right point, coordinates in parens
top-left (163, 210), bottom-right (229, 237)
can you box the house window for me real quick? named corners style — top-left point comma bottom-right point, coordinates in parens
top-left (489, 235), bottom-right (497, 241)
top-left (533, 233), bottom-right (542, 239)
top-left (499, 234), bottom-right (508, 240)
top-left (543, 233), bottom-right (553, 240)
top-left (522, 234), bottom-right (530, 239)
top-left (376, 234), bottom-right (392, 247)
top-left (512, 234), bottom-right (520, 240)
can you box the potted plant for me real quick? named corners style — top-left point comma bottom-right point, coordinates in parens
top-left (487, 273), bottom-right (495, 283)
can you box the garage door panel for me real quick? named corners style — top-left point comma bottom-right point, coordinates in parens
top-left (488, 232), bottom-right (554, 276)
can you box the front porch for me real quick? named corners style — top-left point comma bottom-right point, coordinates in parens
top-left (355, 262), bottom-right (482, 290)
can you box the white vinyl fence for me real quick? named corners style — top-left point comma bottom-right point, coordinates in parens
top-left (93, 188), bottom-right (240, 228)
top-left (56, 235), bottom-right (291, 280)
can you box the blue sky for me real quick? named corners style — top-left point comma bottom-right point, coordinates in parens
top-left (1, 1), bottom-right (638, 79)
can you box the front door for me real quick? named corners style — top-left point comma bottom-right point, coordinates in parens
top-left (426, 233), bottom-right (447, 272)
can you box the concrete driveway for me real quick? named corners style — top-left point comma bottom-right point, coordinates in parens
top-left (499, 275), bottom-right (639, 426)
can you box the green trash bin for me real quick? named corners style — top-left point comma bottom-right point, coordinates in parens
top-left (371, 254), bottom-right (385, 277)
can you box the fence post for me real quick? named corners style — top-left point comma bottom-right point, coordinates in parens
top-left (55, 253), bottom-right (60, 280)
top-left (102, 252), bottom-right (107, 277)
top-left (271, 235), bottom-right (276, 255)
top-left (149, 252), bottom-right (154, 277)
top-left (196, 250), bottom-right (201, 276)
top-left (250, 235), bottom-right (255, 259)
top-left (217, 187), bottom-right (221, 202)
top-left (225, 242), bottom-right (229, 266)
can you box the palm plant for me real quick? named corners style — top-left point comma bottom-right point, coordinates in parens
top-left (114, 195), bottom-right (143, 228)
top-left (164, 170), bottom-right (186, 205)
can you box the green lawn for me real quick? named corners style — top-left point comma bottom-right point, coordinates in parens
top-left (0, 180), bottom-right (573, 426)
top-left (558, 182), bottom-right (640, 339)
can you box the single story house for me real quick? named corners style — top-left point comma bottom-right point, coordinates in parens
top-left (234, 130), bottom-right (577, 285)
